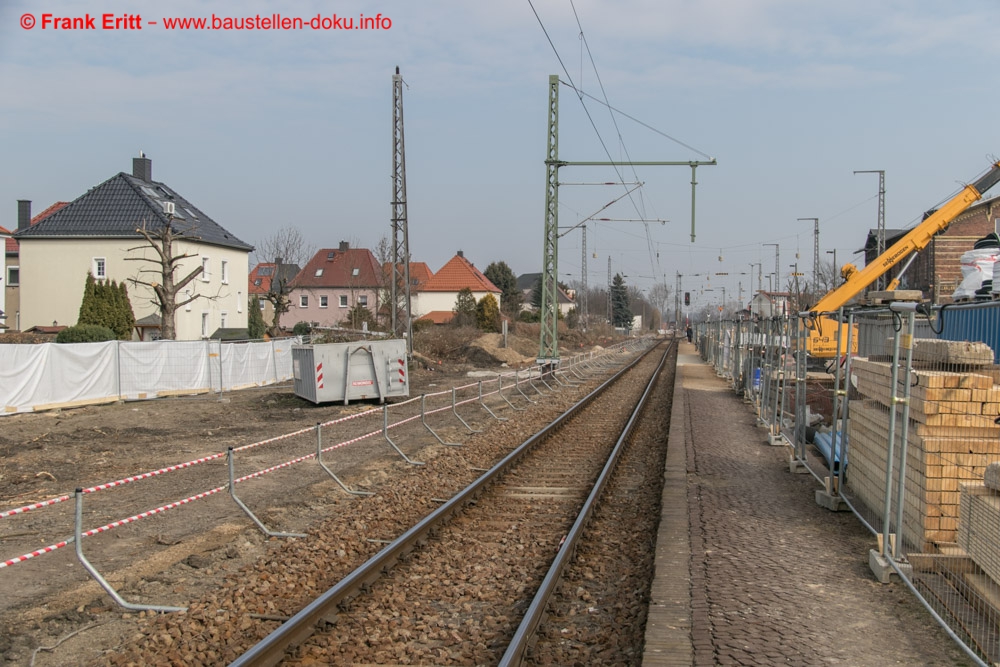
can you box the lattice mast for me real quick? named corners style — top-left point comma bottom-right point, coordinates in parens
top-left (391, 66), bottom-right (413, 353)
top-left (580, 226), bottom-right (588, 331)
top-left (538, 74), bottom-right (561, 365)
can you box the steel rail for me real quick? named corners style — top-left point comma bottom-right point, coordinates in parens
top-left (230, 342), bottom-right (659, 667)
top-left (500, 339), bottom-right (674, 666)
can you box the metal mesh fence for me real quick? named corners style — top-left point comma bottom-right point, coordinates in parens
top-left (694, 303), bottom-right (1000, 665)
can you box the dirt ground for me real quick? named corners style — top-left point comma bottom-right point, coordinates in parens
top-left (0, 332), bottom-right (618, 664)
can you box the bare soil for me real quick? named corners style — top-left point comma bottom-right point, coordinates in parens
top-left (0, 332), bottom-right (613, 665)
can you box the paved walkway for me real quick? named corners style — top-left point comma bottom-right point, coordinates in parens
top-left (643, 341), bottom-right (975, 666)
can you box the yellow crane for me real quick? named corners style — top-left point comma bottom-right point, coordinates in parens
top-left (806, 160), bottom-right (1000, 357)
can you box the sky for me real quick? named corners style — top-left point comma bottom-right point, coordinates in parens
top-left (2, 0), bottom-right (999, 315)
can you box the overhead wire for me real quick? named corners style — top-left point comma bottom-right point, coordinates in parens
top-left (530, 0), bottom-right (665, 282)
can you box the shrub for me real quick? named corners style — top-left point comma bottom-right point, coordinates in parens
top-left (56, 324), bottom-right (117, 343)
top-left (476, 293), bottom-right (501, 332)
top-left (292, 321), bottom-right (313, 336)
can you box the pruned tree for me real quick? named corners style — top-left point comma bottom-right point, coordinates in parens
top-left (126, 219), bottom-right (206, 340)
top-left (483, 261), bottom-right (522, 316)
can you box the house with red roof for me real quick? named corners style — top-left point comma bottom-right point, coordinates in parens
top-left (5, 201), bottom-right (69, 331)
top-left (413, 251), bottom-right (501, 324)
top-left (280, 242), bottom-right (382, 329)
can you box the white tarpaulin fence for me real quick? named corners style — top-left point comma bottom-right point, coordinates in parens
top-left (1, 338), bottom-right (298, 415)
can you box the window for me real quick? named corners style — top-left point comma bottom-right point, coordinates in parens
top-left (358, 295), bottom-right (368, 307)
top-left (254, 278), bottom-right (262, 286)
top-left (258, 266), bottom-right (273, 276)
top-left (185, 289), bottom-right (192, 312)
top-left (339, 295), bottom-right (348, 308)
top-left (260, 300), bottom-right (266, 311)
top-left (221, 260), bottom-right (229, 284)
top-left (201, 313), bottom-right (209, 337)
top-left (315, 269), bottom-right (324, 277)
top-left (237, 291), bottom-right (243, 313)
top-left (201, 257), bottom-right (210, 282)
top-left (220, 312), bottom-right (228, 328)
top-left (320, 296), bottom-right (328, 308)
top-left (92, 257), bottom-right (106, 279)
top-left (300, 295), bottom-right (309, 308)
top-left (6, 266), bottom-right (19, 286)
top-left (327, 251), bottom-right (335, 260)
top-left (351, 268), bottom-right (360, 276)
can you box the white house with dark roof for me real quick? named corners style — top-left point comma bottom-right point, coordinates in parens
top-left (14, 154), bottom-right (253, 340)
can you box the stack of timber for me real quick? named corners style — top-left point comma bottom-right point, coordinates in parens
top-left (958, 465), bottom-right (1000, 588)
top-left (847, 339), bottom-right (1000, 550)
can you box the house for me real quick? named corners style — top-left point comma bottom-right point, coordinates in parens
top-left (249, 261), bottom-right (301, 328)
top-left (4, 201), bottom-right (68, 332)
top-left (412, 251), bottom-right (501, 320)
top-left (0, 224), bottom-right (9, 328)
top-left (749, 291), bottom-right (791, 318)
top-left (280, 242), bottom-right (382, 329)
top-left (861, 196), bottom-right (1000, 304)
top-left (13, 155), bottom-right (253, 339)
top-left (515, 272), bottom-right (575, 316)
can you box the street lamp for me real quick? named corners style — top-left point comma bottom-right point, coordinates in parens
top-left (826, 249), bottom-right (838, 288)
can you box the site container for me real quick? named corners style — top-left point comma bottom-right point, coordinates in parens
top-left (292, 340), bottom-right (409, 404)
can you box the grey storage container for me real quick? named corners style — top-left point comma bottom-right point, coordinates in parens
top-left (292, 340), bottom-right (409, 404)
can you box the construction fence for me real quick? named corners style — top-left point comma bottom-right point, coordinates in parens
top-left (0, 339), bottom-right (650, 615)
top-left (0, 337), bottom-right (302, 416)
top-left (694, 302), bottom-right (1000, 666)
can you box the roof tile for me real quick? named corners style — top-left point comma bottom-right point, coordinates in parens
top-left (421, 254), bottom-right (500, 293)
top-left (13, 174), bottom-right (251, 251)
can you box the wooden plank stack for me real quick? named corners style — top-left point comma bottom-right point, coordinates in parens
top-left (847, 339), bottom-right (1000, 550)
top-left (958, 480), bottom-right (1000, 587)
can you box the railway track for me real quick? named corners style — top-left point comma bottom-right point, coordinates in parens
top-left (232, 339), bottom-right (675, 666)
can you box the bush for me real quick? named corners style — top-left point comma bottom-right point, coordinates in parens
top-left (292, 321), bottom-right (313, 336)
top-left (56, 324), bottom-right (117, 343)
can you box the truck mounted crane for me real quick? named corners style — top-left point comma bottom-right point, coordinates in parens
top-left (805, 160), bottom-right (1000, 357)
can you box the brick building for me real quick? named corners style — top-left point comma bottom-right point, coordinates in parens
top-left (862, 195), bottom-right (1000, 304)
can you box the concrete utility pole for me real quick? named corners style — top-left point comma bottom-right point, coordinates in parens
top-left (798, 218), bottom-right (819, 289)
top-left (390, 66), bottom-right (413, 354)
top-left (855, 170), bottom-right (886, 289)
top-left (537, 74), bottom-right (717, 365)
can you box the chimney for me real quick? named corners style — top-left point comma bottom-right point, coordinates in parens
top-left (132, 152), bottom-right (152, 182)
top-left (17, 200), bottom-right (31, 231)
top-left (339, 241), bottom-right (349, 252)
top-left (457, 250), bottom-right (464, 258)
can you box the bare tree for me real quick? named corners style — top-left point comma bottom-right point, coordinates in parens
top-left (372, 234), bottom-right (394, 328)
top-left (252, 225), bottom-right (314, 268)
top-left (125, 218), bottom-right (206, 340)
top-left (253, 226), bottom-right (315, 335)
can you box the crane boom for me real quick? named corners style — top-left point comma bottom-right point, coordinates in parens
top-left (809, 161), bottom-right (1000, 317)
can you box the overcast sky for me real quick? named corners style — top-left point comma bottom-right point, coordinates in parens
top-left (2, 0), bottom-right (998, 311)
